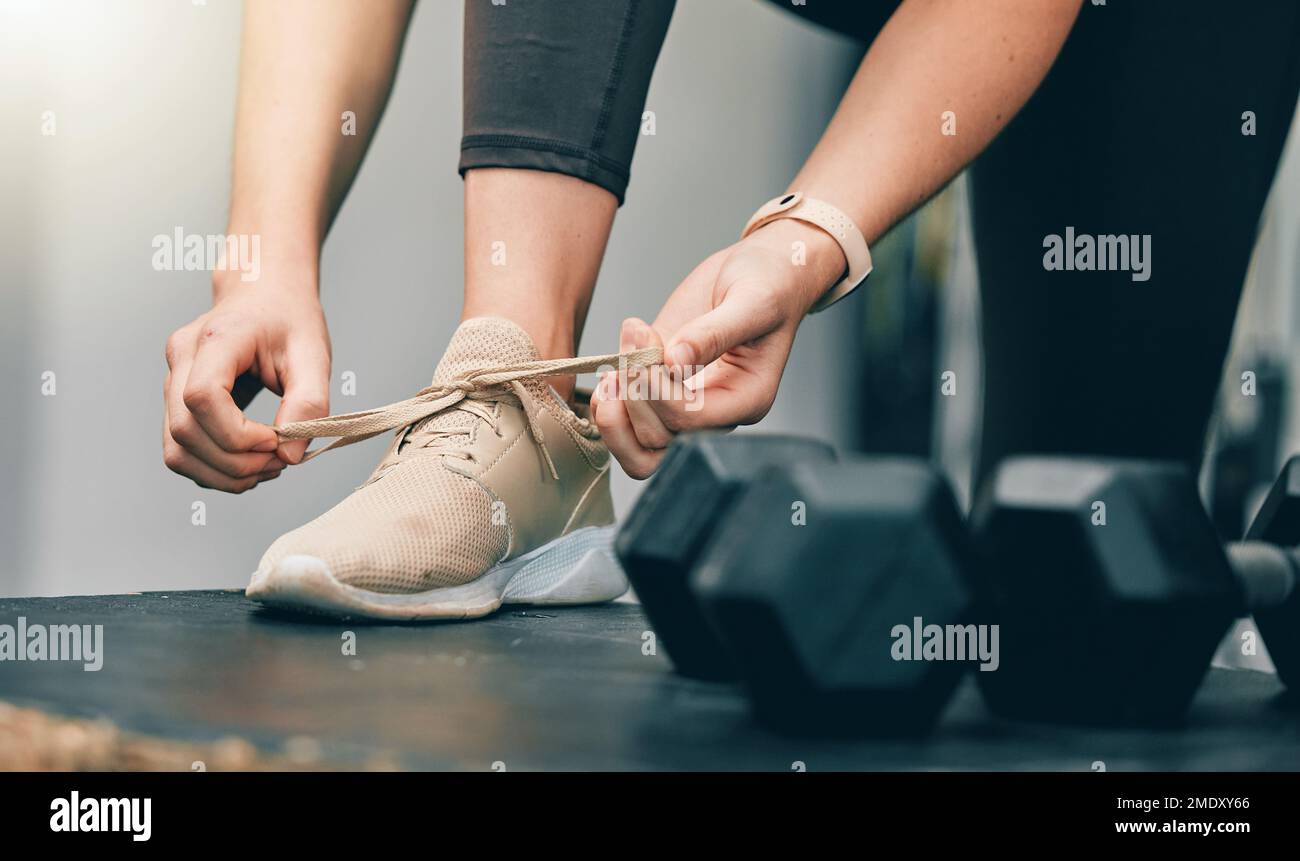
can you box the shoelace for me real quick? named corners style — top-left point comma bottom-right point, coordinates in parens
top-left (275, 346), bottom-right (663, 478)
top-left (398, 398), bottom-right (501, 456)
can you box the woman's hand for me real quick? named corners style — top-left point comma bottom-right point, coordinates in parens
top-left (162, 272), bottom-right (332, 492)
top-left (591, 219), bottom-right (845, 478)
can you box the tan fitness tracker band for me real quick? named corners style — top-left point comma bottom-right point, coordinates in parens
top-left (741, 192), bottom-right (872, 313)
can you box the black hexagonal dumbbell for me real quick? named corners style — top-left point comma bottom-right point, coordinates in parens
top-left (691, 457), bottom-right (978, 736)
top-left (615, 432), bottom-right (837, 680)
top-left (971, 455), bottom-right (1300, 728)
top-left (969, 457), bottom-right (1240, 726)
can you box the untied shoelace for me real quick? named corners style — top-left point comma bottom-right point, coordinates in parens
top-left (275, 346), bottom-right (663, 478)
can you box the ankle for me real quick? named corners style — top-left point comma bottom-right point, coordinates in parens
top-left (529, 333), bottom-right (576, 404)
top-left (460, 307), bottom-right (574, 355)
top-left (550, 375), bottom-right (577, 405)
top-left (458, 308), bottom-right (578, 402)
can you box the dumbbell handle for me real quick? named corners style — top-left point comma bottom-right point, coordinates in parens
top-left (1225, 541), bottom-right (1300, 610)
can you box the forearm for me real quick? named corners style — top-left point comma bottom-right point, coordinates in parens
top-left (222, 0), bottom-right (415, 294)
top-left (791, 0), bottom-right (1082, 248)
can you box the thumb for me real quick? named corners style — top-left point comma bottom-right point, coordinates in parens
top-left (273, 341), bottom-right (331, 465)
top-left (663, 290), bottom-right (781, 372)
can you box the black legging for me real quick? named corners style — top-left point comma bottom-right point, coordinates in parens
top-left (461, 0), bottom-right (1300, 488)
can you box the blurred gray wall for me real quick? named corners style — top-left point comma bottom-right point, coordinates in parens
top-left (0, 0), bottom-right (860, 597)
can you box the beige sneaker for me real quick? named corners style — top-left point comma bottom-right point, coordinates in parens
top-left (246, 317), bottom-right (659, 621)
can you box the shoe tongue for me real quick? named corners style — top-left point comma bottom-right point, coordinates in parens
top-left (433, 317), bottom-right (541, 384)
top-left (398, 318), bottom-right (543, 455)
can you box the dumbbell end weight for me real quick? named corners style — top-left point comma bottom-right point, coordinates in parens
top-left (694, 458), bottom-right (976, 738)
top-left (971, 456), bottom-right (1241, 728)
top-left (616, 432), bottom-right (837, 681)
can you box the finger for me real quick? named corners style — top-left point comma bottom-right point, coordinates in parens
top-left (662, 290), bottom-right (782, 373)
top-left (668, 333), bottom-right (791, 427)
top-left (167, 359), bottom-right (281, 479)
top-left (591, 372), bottom-right (664, 480)
top-left (164, 327), bottom-right (193, 371)
top-left (273, 337), bottom-right (332, 465)
top-left (665, 370), bottom-right (770, 430)
top-left (183, 322), bottom-right (280, 454)
top-left (163, 428), bottom-right (272, 494)
top-left (618, 318), bottom-right (675, 450)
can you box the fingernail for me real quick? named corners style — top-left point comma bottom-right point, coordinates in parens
top-left (666, 344), bottom-right (693, 368)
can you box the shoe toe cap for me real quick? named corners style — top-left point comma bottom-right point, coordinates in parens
top-left (246, 553), bottom-right (335, 601)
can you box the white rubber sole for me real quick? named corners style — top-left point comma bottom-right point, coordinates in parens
top-left (245, 525), bottom-right (627, 621)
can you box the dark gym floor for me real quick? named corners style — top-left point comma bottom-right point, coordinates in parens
top-left (2, 590), bottom-right (1299, 771)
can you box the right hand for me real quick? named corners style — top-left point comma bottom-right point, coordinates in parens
top-left (163, 280), bottom-right (331, 493)
top-left (592, 219), bottom-right (843, 479)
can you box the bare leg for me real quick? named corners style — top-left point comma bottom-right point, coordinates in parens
top-left (462, 168), bottom-right (616, 400)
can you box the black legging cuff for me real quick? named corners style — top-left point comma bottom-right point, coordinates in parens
top-left (460, 0), bottom-right (675, 207)
top-left (459, 134), bottom-right (631, 204)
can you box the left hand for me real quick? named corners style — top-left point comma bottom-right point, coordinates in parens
top-left (591, 219), bottom-right (845, 478)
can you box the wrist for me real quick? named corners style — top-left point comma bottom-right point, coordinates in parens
top-left (742, 218), bottom-right (847, 314)
top-left (211, 232), bottom-right (320, 303)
